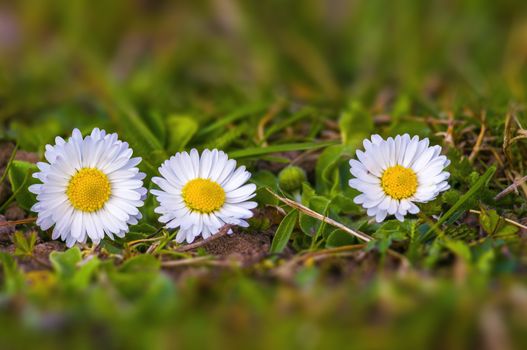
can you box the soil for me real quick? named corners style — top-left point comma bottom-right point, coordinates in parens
top-left (0, 214), bottom-right (15, 240)
top-left (15, 150), bottom-right (39, 164)
top-left (0, 142), bottom-right (16, 168)
top-left (4, 203), bottom-right (26, 221)
top-left (204, 230), bottom-right (272, 266)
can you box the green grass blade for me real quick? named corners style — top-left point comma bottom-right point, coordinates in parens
top-left (0, 144), bottom-right (18, 185)
top-left (270, 209), bottom-right (298, 254)
top-left (263, 108), bottom-right (314, 140)
top-left (196, 102), bottom-right (268, 137)
top-left (229, 141), bottom-right (337, 159)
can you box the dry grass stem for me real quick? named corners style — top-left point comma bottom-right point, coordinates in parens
top-left (267, 189), bottom-right (373, 242)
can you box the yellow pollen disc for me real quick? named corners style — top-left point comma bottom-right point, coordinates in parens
top-left (67, 168), bottom-right (111, 212)
top-left (182, 178), bottom-right (226, 214)
top-left (381, 165), bottom-right (418, 200)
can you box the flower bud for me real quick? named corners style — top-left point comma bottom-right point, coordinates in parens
top-left (278, 166), bottom-right (307, 192)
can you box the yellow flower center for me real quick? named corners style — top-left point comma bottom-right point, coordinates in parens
top-left (66, 168), bottom-right (111, 212)
top-left (182, 178), bottom-right (226, 213)
top-left (381, 165), bottom-right (418, 200)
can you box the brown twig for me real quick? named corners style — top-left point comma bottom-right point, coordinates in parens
top-left (256, 101), bottom-right (284, 146)
top-left (503, 111), bottom-right (514, 163)
top-left (274, 245), bottom-right (365, 278)
top-left (161, 256), bottom-right (241, 268)
top-left (468, 112), bottom-right (487, 163)
top-left (290, 147), bottom-right (323, 166)
top-left (444, 111), bottom-right (456, 148)
top-left (279, 244), bottom-right (365, 268)
top-left (267, 189), bottom-right (373, 242)
top-left (267, 189), bottom-right (411, 268)
top-left (0, 217), bottom-right (37, 227)
top-left (494, 175), bottom-right (527, 201)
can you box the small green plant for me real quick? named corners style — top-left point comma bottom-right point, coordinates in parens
top-left (13, 231), bottom-right (37, 257)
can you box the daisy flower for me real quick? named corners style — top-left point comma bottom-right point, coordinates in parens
top-left (29, 128), bottom-right (147, 247)
top-left (349, 134), bottom-right (450, 222)
top-left (151, 149), bottom-right (257, 244)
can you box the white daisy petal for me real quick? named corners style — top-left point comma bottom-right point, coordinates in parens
top-left (349, 135), bottom-right (450, 222)
top-left (151, 149), bottom-right (257, 244)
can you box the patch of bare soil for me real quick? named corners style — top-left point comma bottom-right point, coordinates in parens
top-left (15, 150), bottom-right (39, 164)
top-left (204, 231), bottom-right (272, 266)
top-left (0, 142), bottom-right (15, 168)
top-left (4, 203), bottom-right (26, 221)
top-left (0, 214), bottom-right (15, 241)
top-left (161, 230), bottom-right (273, 282)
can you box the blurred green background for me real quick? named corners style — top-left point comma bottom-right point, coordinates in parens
top-left (1, 0), bottom-right (527, 349)
top-left (1, 0), bottom-right (526, 124)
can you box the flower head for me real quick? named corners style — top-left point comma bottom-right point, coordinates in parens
top-left (151, 149), bottom-right (257, 243)
top-left (29, 128), bottom-right (147, 247)
top-left (349, 134), bottom-right (450, 222)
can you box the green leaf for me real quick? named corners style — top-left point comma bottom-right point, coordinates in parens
top-left (299, 196), bottom-right (331, 236)
top-left (332, 192), bottom-right (361, 214)
top-left (50, 247), bottom-right (82, 279)
top-left (13, 231), bottom-right (37, 256)
top-left (299, 212), bottom-right (318, 236)
top-left (116, 103), bottom-right (167, 177)
top-left (204, 125), bottom-right (246, 150)
top-left (389, 120), bottom-right (431, 138)
top-left (264, 108), bottom-right (314, 140)
top-left (7, 160), bottom-right (39, 211)
top-left (120, 108), bottom-right (164, 154)
top-left (301, 183), bottom-right (316, 205)
top-left (494, 224), bottom-right (519, 240)
top-left (339, 101), bottom-right (373, 147)
top-left (141, 182), bottom-right (160, 223)
top-left (270, 209), bottom-right (298, 253)
top-left (229, 141), bottom-right (337, 159)
top-left (375, 220), bottom-right (412, 240)
top-left (252, 170), bottom-right (278, 189)
top-left (369, 220), bottom-right (412, 254)
top-left (315, 144), bottom-right (345, 193)
top-left (109, 255), bottom-right (162, 300)
top-left (443, 239), bottom-right (471, 262)
top-left (49, 247), bottom-right (100, 289)
top-left (196, 102), bottom-right (267, 137)
top-left (0, 144), bottom-right (18, 186)
top-left (480, 208), bottom-right (501, 235)
top-left (146, 111), bottom-right (167, 145)
top-left (0, 252), bottom-right (25, 294)
top-left (479, 208), bottom-right (519, 239)
top-left (166, 115), bottom-right (198, 153)
top-left (476, 249), bottom-right (495, 273)
top-left (9, 119), bottom-right (61, 152)
top-left (128, 222), bottom-right (158, 236)
top-left (326, 229), bottom-right (356, 248)
top-left (120, 254), bottom-right (160, 273)
top-left (252, 171), bottom-right (278, 206)
top-left (72, 257), bottom-right (100, 289)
